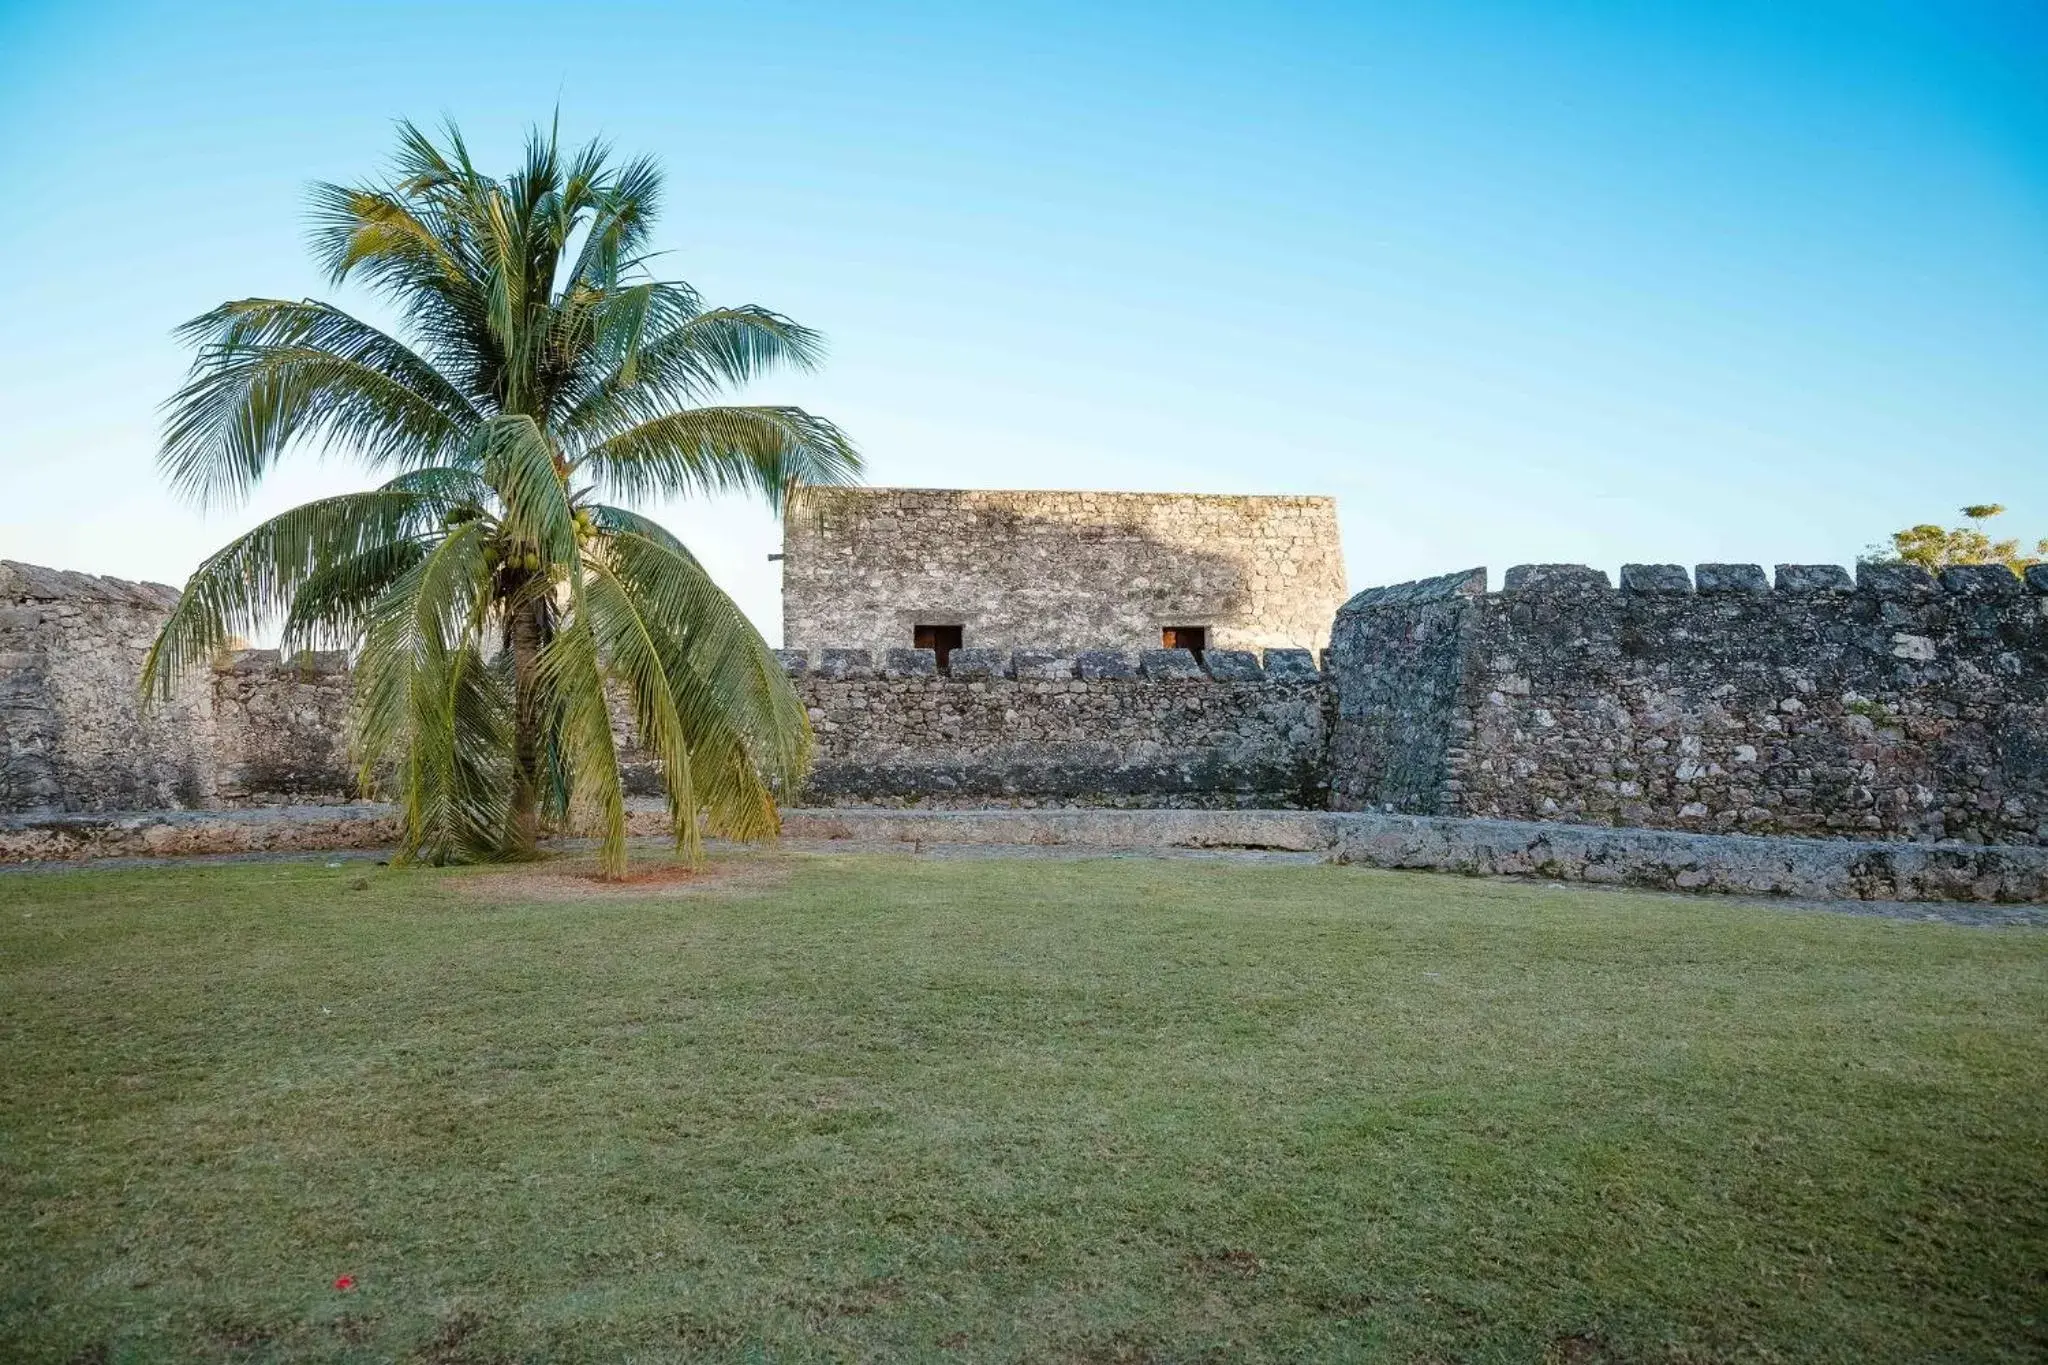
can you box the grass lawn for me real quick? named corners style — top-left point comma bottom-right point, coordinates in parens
top-left (2, 852), bottom-right (2044, 1363)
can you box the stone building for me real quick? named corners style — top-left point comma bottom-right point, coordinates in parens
top-left (779, 488), bottom-right (1347, 662)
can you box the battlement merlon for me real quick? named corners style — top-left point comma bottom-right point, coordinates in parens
top-left (1337, 562), bottom-right (2047, 615)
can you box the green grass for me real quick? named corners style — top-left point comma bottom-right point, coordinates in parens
top-left (2, 853), bottom-right (2044, 1363)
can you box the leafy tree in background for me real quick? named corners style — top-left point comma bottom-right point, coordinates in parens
top-left (1867, 504), bottom-right (2045, 578)
top-left (141, 121), bottom-right (860, 875)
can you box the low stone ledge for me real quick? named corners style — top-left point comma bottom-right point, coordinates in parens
top-left (0, 804), bottom-right (402, 863)
top-left (779, 808), bottom-right (2048, 903)
top-left (11, 804), bottom-right (2044, 904)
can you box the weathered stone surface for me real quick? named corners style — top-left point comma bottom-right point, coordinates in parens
top-left (883, 647), bottom-right (937, 679)
top-left (1340, 568), bottom-right (1486, 611)
top-left (815, 648), bottom-right (874, 680)
top-left (779, 808), bottom-right (2048, 903)
top-left (1695, 563), bottom-right (1770, 595)
top-left (1012, 650), bottom-right (1076, 681)
top-left (1262, 648), bottom-right (1319, 680)
top-left (9, 802), bottom-right (2046, 903)
top-left (1328, 563), bottom-right (2048, 847)
top-left (794, 663), bottom-right (1329, 809)
top-left (1856, 562), bottom-right (1936, 599)
top-left (2, 562), bottom-right (220, 813)
top-left (772, 648), bottom-right (809, 677)
top-left (947, 648), bottom-right (1007, 680)
top-left (2026, 564), bottom-right (2048, 595)
top-left (1140, 649), bottom-right (1204, 680)
top-left (781, 488), bottom-right (1347, 656)
top-left (1943, 563), bottom-right (2024, 598)
top-left (1504, 564), bottom-right (1611, 593)
top-left (1775, 564), bottom-right (1853, 595)
top-left (1076, 649), bottom-right (1136, 680)
top-left (1620, 564), bottom-right (1691, 594)
top-left (1202, 649), bottom-right (1263, 681)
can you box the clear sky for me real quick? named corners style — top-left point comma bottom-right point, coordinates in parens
top-left (1, 0), bottom-right (2043, 641)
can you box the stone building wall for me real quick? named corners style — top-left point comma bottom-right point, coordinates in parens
top-left (779, 646), bottom-right (1330, 808)
top-left (1327, 562), bottom-right (2048, 845)
top-left (781, 488), bottom-right (1347, 657)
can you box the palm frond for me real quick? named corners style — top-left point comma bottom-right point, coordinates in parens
top-left (162, 300), bottom-right (483, 504)
top-left (574, 405), bottom-right (859, 510)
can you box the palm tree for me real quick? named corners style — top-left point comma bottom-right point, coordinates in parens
top-left (140, 120), bottom-right (860, 875)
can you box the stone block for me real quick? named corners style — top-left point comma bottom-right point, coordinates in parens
top-left (947, 648), bottom-right (1006, 680)
top-left (1942, 564), bottom-right (2023, 598)
top-left (1012, 650), bottom-right (1074, 681)
top-left (1502, 564), bottom-right (1611, 593)
top-left (1076, 649), bottom-right (1136, 680)
top-left (221, 649), bottom-right (281, 672)
top-left (1202, 649), bottom-right (1264, 681)
top-left (771, 648), bottom-right (809, 677)
top-left (816, 649), bottom-right (874, 680)
top-left (1773, 564), bottom-right (1852, 595)
top-left (1140, 648), bottom-right (1204, 680)
top-left (884, 648), bottom-right (937, 679)
top-left (1856, 562), bottom-right (1936, 599)
top-left (1694, 563), bottom-right (1770, 595)
top-left (2026, 564), bottom-right (2048, 596)
top-left (1262, 648), bottom-right (1319, 680)
top-left (1619, 564), bottom-right (1691, 594)
top-left (1339, 567), bottom-right (1486, 613)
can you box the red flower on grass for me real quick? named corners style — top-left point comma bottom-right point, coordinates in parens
top-left (333, 1275), bottom-right (356, 1291)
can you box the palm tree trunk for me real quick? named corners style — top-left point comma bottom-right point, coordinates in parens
top-left (509, 595), bottom-right (544, 858)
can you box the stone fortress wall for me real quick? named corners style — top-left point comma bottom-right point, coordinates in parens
top-left (781, 488), bottom-right (1348, 656)
top-left (1327, 561), bottom-right (2048, 846)
top-left (774, 645), bottom-right (1329, 808)
top-left (8, 552), bottom-right (2048, 865)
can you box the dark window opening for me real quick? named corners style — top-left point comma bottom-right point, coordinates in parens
top-left (1161, 626), bottom-right (1207, 661)
top-left (914, 624), bottom-right (964, 671)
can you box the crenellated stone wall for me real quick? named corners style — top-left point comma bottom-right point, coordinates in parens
top-left (1327, 562), bottom-right (2048, 845)
top-left (774, 645), bottom-right (1329, 807)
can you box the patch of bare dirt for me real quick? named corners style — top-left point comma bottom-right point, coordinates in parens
top-left (458, 852), bottom-right (791, 902)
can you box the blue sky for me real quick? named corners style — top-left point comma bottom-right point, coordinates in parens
top-left (2, 0), bottom-right (2043, 639)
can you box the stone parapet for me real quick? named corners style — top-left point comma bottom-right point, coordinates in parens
top-left (1328, 562), bottom-right (2048, 846)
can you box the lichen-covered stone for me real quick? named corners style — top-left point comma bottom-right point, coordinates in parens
top-left (816, 649), bottom-right (874, 680)
top-left (1076, 649), bottom-right (1136, 680)
top-left (1775, 564), bottom-right (1853, 594)
top-left (1202, 649), bottom-right (1264, 681)
top-left (1140, 649), bottom-right (1203, 680)
top-left (1012, 651), bottom-right (1075, 681)
top-left (1942, 563), bottom-right (2023, 598)
top-left (1695, 563), bottom-right (1770, 595)
top-left (1262, 648), bottom-right (1319, 680)
top-left (884, 647), bottom-right (937, 679)
top-left (1856, 562), bottom-right (1936, 599)
top-left (948, 648), bottom-right (1006, 680)
top-left (1504, 564), bottom-right (1611, 593)
top-left (1620, 564), bottom-right (1691, 594)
